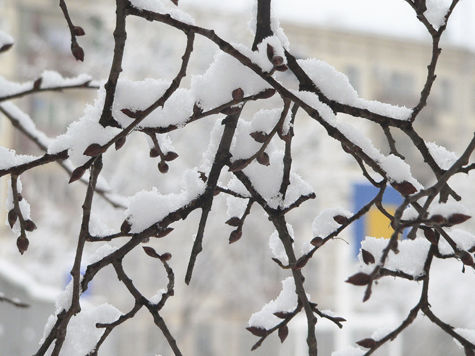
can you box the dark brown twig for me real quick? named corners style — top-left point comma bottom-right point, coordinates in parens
top-left (112, 260), bottom-right (182, 356)
top-left (0, 294), bottom-right (29, 308)
top-left (0, 105), bottom-right (124, 208)
top-left (98, 0), bottom-right (128, 128)
top-left (0, 80), bottom-right (97, 103)
top-left (279, 103), bottom-right (297, 200)
top-left (252, 0), bottom-right (273, 50)
top-left (185, 107), bottom-right (242, 284)
top-left (35, 157), bottom-right (103, 356)
top-left (59, 0), bottom-right (85, 61)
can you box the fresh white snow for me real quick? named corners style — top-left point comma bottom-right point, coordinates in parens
top-left (248, 277), bottom-right (299, 329)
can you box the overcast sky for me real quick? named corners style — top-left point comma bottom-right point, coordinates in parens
top-left (181, 0), bottom-right (475, 49)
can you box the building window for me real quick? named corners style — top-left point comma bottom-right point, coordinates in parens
top-left (345, 65), bottom-right (361, 93)
top-left (376, 70), bottom-right (415, 106)
top-left (194, 323), bottom-right (213, 356)
top-left (438, 78), bottom-right (452, 112)
top-left (472, 84), bottom-right (475, 112)
top-left (389, 71), bottom-right (414, 97)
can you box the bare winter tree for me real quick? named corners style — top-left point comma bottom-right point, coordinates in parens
top-left (1, 0), bottom-right (475, 355)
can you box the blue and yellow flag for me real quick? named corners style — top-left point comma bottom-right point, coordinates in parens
top-left (353, 183), bottom-right (403, 256)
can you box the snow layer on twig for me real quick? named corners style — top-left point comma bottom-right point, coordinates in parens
top-left (248, 277), bottom-right (298, 329)
top-left (424, 0), bottom-right (452, 29)
top-left (0, 31), bottom-right (14, 48)
top-left (89, 213), bottom-right (114, 236)
top-left (311, 208), bottom-right (352, 238)
top-left (401, 204), bottom-right (419, 221)
top-left (301, 207), bottom-right (352, 254)
top-left (402, 200), bottom-right (470, 223)
top-left (429, 201), bottom-right (469, 217)
top-left (237, 36), bottom-right (288, 73)
top-left (226, 175), bottom-right (250, 198)
top-left (240, 150), bottom-right (313, 209)
top-left (113, 78), bottom-right (168, 126)
top-left (49, 116), bottom-right (119, 165)
top-left (0, 102), bottom-right (52, 147)
top-left (297, 59), bottom-right (412, 120)
top-left (39, 280), bottom-right (75, 342)
top-left (293, 89), bottom-right (422, 189)
top-left (191, 51), bottom-right (270, 110)
top-left (86, 244), bottom-right (119, 264)
top-left (359, 236), bottom-right (431, 277)
top-left (426, 141), bottom-right (458, 170)
top-left (378, 154), bottom-right (420, 186)
top-left (199, 121), bottom-right (225, 173)
top-left (0, 71), bottom-right (90, 98)
top-left (129, 0), bottom-right (195, 24)
top-left (226, 196), bottom-right (248, 219)
top-left (113, 78), bottom-right (194, 129)
top-left (0, 260), bottom-right (59, 302)
top-left (248, 2), bottom-right (290, 50)
top-left (0, 146), bottom-right (36, 171)
top-left (150, 288), bottom-right (166, 304)
top-left (251, 108), bottom-right (282, 133)
top-left (230, 115), bottom-right (313, 209)
top-left (356, 98), bottom-right (412, 121)
top-left (438, 229), bottom-right (475, 255)
top-left (125, 170), bottom-right (205, 233)
top-left (55, 279), bottom-right (75, 312)
top-left (298, 59), bottom-right (358, 105)
top-left (230, 117), bottom-right (269, 161)
top-left (269, 224), bottom-right (294, 264)
top-left (294, 90), bottom-right (335, 122)
top-left (43, 303), bottom-right (121, 356)
top-left (48, 89), bottom-right (120, 165)
top-left (40, 70), bottom-right (91, 89)
top-left (0, 77), bottom-right (31, 98)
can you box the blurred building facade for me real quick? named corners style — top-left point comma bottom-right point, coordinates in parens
top-left (286, 21), bottom-right (475, 165)
top-left (0, 1), bottom-right (474, 356)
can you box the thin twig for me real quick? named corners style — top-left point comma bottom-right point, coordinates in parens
top-left (185, 107), bottom-right (242, 284)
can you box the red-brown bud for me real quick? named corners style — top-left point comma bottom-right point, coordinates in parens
top-left (159, 252), bottom-right (172, 262)
top-left (346, 272), bottom-right (371, 286)
top-left (71, 42), bottom-right (84, 61)
top-left (272, 56), bottom-right (284, 66)
top-left (225, 217), bottom-right (241, 227)
top-left (256, 152), bottom-right (270, 166)
top-left (143, 246), bottom-right (161, 259)
top-left (357, 338), bottom-right (377, 349)
top-left (266, 44), bottom-right (274, 61)
top-left (83, 143), bottom-right (106, 157)
top-left (246, 326), bottom-right (267, 337)
top-left (392, 181), bottom-right (417, 196)
top-left (69, 166), bottom-right (86, 183)
top-left (17, 236), bottom-right (29, 255)
top-left (278, 325), bottom-right (288, 343)
top-left (120, 219), bottom-right (132, 234)
top-left (158, 161), bottom-right (169, 174)
top-left (115, 136), bottom-right (126, 150)
top-left (232, 88), bottom-right (244, 101)
top-left (24, 219), bottom-right (37, 232)
top-left (8, 209), bottom-right (17, 228)
top-left (73, 26), bottom-right (85, 36)
top-left (229, 230), bottom-right (242, 244)
top-left (250, 131), bottom-right (267, 143)
top-left (163, 151), bottom-right (179, 161)
top-left (361, 249), bottom-right (375, 265)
